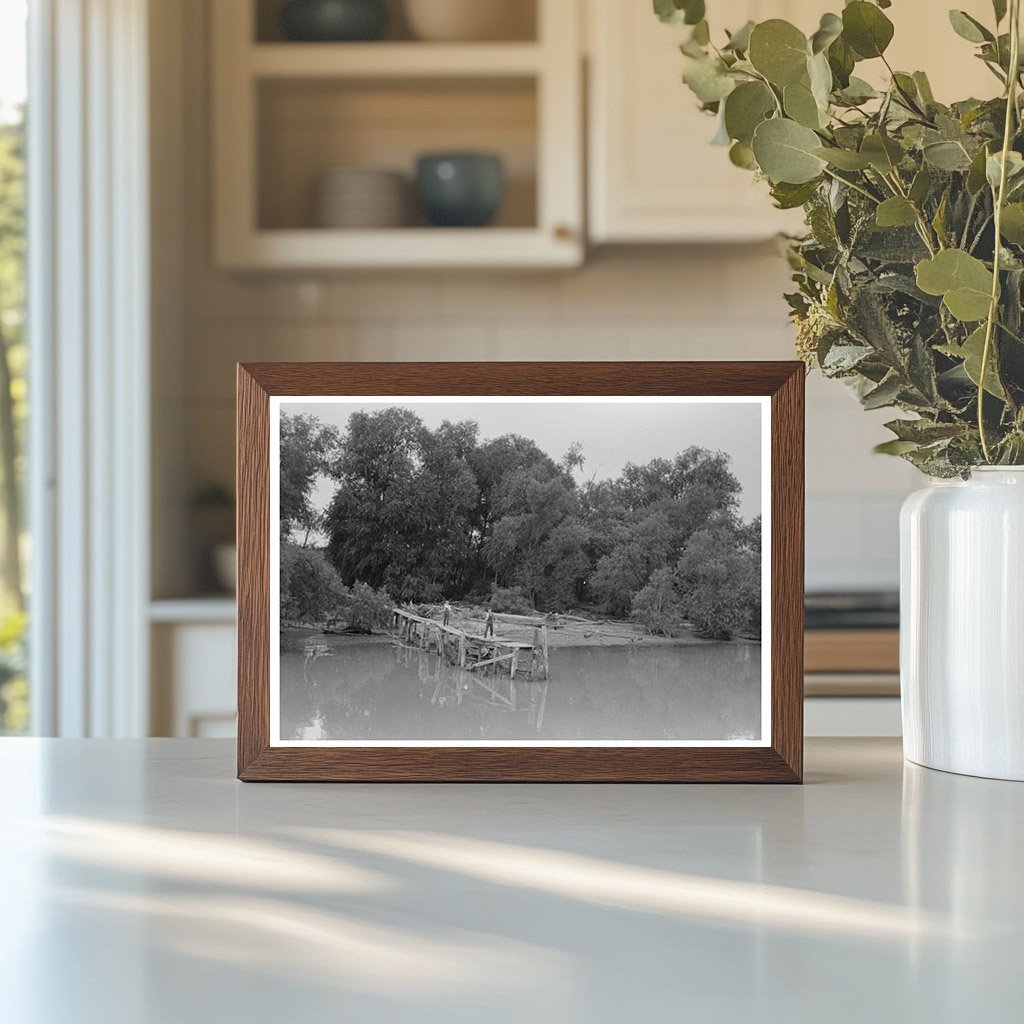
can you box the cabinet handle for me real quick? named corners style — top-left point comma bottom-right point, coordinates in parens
top-left (553, 224), bottom-right (574, 241)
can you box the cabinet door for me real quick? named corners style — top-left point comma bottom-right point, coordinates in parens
top-left (587, 0), bottom-right (806, 243)
top-left (587, 0), bottom-right (996, 244)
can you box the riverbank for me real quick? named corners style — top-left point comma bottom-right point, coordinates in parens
top-left (283, 603), bottom-right (759, 649)
top-left (431, 605), bottom-right (719, 649)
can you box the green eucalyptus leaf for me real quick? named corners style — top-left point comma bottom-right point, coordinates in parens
top-left (986, 150), bottom-right (1024, 191)
top-left (875, 438), bottom-right (922, 455)
top-left (723, 81), bottom-right (775, 144)
top-left (938, 326), bottom-right (1006, 397)
top-left (653, 0), bottom-right (705, 26)
top-left (913, 71), bottom-right (935, 104)
top-left (748, 20), bottom-right (809, 86)
top-left (771, 179), bottom-right (820, 209)
top-left (814, 146), bottom-right (872, 170)
top-left (915, 249), bottom-right (994, 321)
top-left (884, 418), bottom-right (964, 443)
top-left (752, 118), bottom-right (828, 184)
top-left (724, 20), bottom-right (755, 53)
top-left (876, 197), bottom-right (918, 228)
top-left (909, 165), bottom-right (934, 205)
top-left (922, 140), bottom-right (973, 171)
top-left (691, 19), bottom-right (710, 45)
top-left (993, 0), bottom-right (1008, 24)
top-left (784, 80), bottom-right (824, 129)
top-left (827, 35), bottom-right (856, 88)
top-left (967, 144), bottom-right (992, 192)
top-left (810, 12), bottom-right (843, 54)
top-left (842, 1), bottom-right (895, 59)
top-left (862, 374), bottom-right (903, 409)
top-left (808, 51), bottom-right (833, 108)
top-left (1000, 203), bottom-right (1024, 244)
top-left (932, 190), bottom-right (950, 247)
top-left (683, 57), bottom-right (736, 104)
top-left (948, 10), bottom-right (994, 44)
top-left (837, 76), bottom-right (879, 104)
top-left (729, 140), bottom-right (758, 169)
top-left (861, 133), bottom-right (904, 173)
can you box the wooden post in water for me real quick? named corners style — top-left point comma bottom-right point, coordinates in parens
top-left (542, 626), bottom-right (549, 680)
top-left (459, 631), bottom-right (466, 668)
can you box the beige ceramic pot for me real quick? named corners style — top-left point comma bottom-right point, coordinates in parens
top-left (403, 0), bottom-right (535, 41)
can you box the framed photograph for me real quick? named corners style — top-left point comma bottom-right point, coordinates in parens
top-left (237, 362), bottom-right (804, 782)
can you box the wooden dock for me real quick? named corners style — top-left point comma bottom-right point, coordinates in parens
top-left (391, 608), bottom-right (550, 681)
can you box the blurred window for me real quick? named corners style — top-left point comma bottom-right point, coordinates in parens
top-left (0, 0), bottom-right (28, 734)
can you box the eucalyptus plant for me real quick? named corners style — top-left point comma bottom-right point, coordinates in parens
top-left (657, 0), bottom-right (1024, 475)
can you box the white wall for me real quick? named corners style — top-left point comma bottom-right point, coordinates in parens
top-left (157, 0), bottom-right (921, 599)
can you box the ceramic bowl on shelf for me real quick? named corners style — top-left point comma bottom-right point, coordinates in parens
top-left (280, 0), bottom-right (388, 42)
top-left (315, 167), bottom-right (408, 229)
top-left (403, 0), bottom-right (535, 42)
top-left (415, 152), bottom-right (504, 227)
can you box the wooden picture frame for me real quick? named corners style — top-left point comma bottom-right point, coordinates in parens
top-left (237, 362), bottom-right (804, 782)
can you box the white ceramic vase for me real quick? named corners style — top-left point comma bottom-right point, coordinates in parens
top-left (900, 467), bottom-right (1024, 780)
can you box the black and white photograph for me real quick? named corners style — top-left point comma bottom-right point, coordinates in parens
top-left (270, 397), bottom-right (770, 747)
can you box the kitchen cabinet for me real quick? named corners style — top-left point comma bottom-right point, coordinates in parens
top-left (211, 0), bottom-right (583, 269)
top-left (587, 0), bottom-right (998, 244)
top-left (150, 600), bottom-right (236, 737)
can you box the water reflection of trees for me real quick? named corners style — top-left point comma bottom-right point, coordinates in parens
top-left (280, 636), bottom-right (550, 742)
top-left (279, 634), bottom-right (760, 743)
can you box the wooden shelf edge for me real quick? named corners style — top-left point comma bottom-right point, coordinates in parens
top-left (217, 227), bottom-right (584, 270)
top-left (249, 42), bottom-right (544, 79)
top-left (804, 628), bottom-right (900, 675)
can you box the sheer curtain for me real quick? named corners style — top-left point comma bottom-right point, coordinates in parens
top-left (28, 0), bottom-right (150, 736)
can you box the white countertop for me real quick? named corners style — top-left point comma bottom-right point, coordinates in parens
top-left (0, 738), bottom-right (1020, 1023)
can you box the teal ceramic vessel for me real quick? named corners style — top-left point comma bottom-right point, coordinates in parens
top-left (415, 152), bottom-right (505, 228)
top-left (281, 0), bottom-right (388, 42)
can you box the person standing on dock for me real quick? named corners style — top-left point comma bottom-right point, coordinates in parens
top-left (443, 601), bottom-right (452, 627)
top-left (484, 608), bottom-right (495, 638)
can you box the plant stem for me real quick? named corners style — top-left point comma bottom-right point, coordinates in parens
top-left (822, 167), bottom-right (880, 205)
top-left (884, 171), bottom-right (939, 254)
top-left (979, 0), bottom-right (1021, 462)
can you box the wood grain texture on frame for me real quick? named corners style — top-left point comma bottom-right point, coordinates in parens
top-left (237, 362), bottom-right (804, 783)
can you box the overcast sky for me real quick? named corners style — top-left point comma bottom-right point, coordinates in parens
top-left (281, 399), bottom-right (764, 521)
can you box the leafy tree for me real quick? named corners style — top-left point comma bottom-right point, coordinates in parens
top-left (484, 462), bottom-right (587, 609)
top-left (280, 543), bottom-right (346, 624)
top-left (674, 524), bottom-right (761, 640)
top-left (309, 405), bottom-right (760, 627)
top-left (280, 413), bottom-right (339, 542)
top-left (326, 409), bottom-right (479, 600)
top-left (344, 582), bottom-right (392, 633)
top-left (0, 109), bottom-right (27, 733)
top-left (631, 566), bottom-right (683, 635)
top-left (0, 114), bottom-right (25, 611)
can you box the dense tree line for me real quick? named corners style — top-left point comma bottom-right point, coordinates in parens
top-left (279, 409), bottom-right (761, 639)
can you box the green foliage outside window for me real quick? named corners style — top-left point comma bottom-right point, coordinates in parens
top-left (0, 108), bottom-right (26, 734)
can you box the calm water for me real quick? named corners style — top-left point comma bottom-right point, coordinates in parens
top-left (279, 633), bottom-right (762, 742)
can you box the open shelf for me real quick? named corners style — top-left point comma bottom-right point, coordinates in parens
top-left (257, 77), bottom-right (538, 232)
top-left (212, 0), bottom-right (582, 269)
